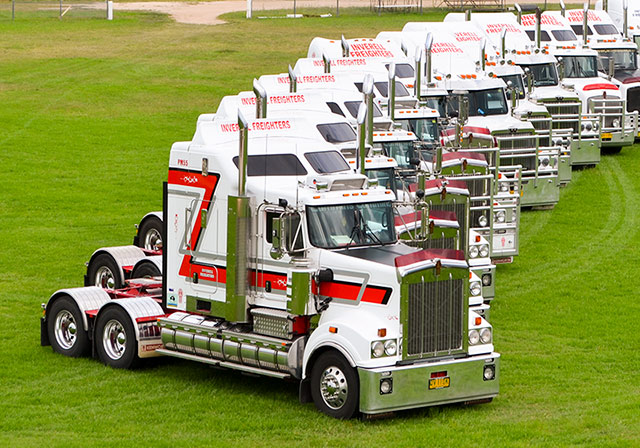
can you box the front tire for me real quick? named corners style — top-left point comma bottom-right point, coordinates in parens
top-left (86, 253), bottom-right (123, 290)
top-left (47, 296), bottom-right (90, 357)
top-left (95, 306), bottom-right (138, 369)
top-left (310, 351), bottom-right (359, 419)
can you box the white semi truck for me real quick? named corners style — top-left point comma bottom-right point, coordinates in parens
top-left (444, 10), bottom-right (601, 168)
top-left (41, 107), bottom-right (499, 419)
top-left (521, 9), bottom-right (637, 151)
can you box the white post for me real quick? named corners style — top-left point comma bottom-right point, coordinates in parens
top-left (246, 0), bottom-right (252, 18)
top-left (107, 0), bottom-right (113, 20)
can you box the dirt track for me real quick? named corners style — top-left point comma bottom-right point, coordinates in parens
top-left (113, 1), bottom-right (371, 25)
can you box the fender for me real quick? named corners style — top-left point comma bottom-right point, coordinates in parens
top-left (84, 245), bottom-right (147, 286)
top-left (131, 255), bottom-right (163, 275)
top-left (45, 286), bottom-right (112, 333)
top-left (302, 324), bottom-right (361, 380)
top-left (133, 211), bottom-right (163, 246)
top-left (94, 297), bottom-right (165, 359)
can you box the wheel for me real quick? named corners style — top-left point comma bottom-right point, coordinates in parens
top-left (86, 253), bottom-right (123, 290)
top-left (137, 216), bottom-right (163, 252)
top-left (310, 351), bottom-right (359, 419)
top-left (95, 306), bottom-right (138, 369)
top-left (47, 296), bottom-right (90, 357)
top-left (131, 261), bottom-right (161, 279)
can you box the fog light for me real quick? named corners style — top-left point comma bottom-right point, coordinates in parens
top-left (483, 364), bottom-right (496, 381)
top-left (482, 273), bottom-right (492, 286)
top-left (380, 378), bottom-right (393, 394)
top-left (470, 281), bottom-right (481, 296)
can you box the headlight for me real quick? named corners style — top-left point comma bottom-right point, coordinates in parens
top-left (540, 156), bottom-right (549, 167)
top-left (479, 244), bottom-right (490, 258)
top-left (593, 121), bottom-right (600, 131)
top-left (468, 329), bottom-right (480, 345)
top-left (384, 339), bottom-right (397, 356)
top-left (499, 181), bottom-right (509, 192)
top-left (580, 123), bottom-right (585, 131)
top-left (495, 210), bottom-right (506, 223)
top-left (480, 328), bottom-right (492, 344)
top-left (478, 215), bottom-right (488, 227)
top-left (371, 341), bottom-right (384, 358)
top-left (469, 245), bottom-right (479, 258)
top-left (470, 281), bottom-right (481, 296)
top-left (585, 122), bottom-right (592, 131)
top-left (613, 118), bottom-right (621, 128)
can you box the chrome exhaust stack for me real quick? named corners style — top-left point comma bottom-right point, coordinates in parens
top-left (341, 35), bottom-right (350, 57)
top-left (582, 3), bottom-right (589, 47)
top-left (536, 7), bottom-right (542, 49)
top-left (356, 103), bottom-right (368, 176)
top-left (253, 79), bottom-right (267, 119)
top-left (288, 65), bottom-right (297, 93)
top-left (425, 32), bottom-right (433, 85)
top-left (560, 0), bottom-right (566, 17)
top-left (363, 74), bottom-right (374, 146)
top-left (388, 62), bottom-right (396, 121)
top-left (515, 3), bottom-right (522, 24)
top-left (225, 110), bottom-right (251, 322)
top-left (323, 53), bottom-right (331, 73)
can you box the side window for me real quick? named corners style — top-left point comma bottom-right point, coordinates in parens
top-left (266, 211), bottom-right (279, 244)
top-left (265, 211), bottom-right (304, 251)
top-left (326, 102), bottom-right (345, 117)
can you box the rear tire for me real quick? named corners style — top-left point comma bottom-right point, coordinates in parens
top-left (131, 261), bottom-right (161, 279)
top-left (86, 253), bottom-right (123, 290)
top-left (95, 306), bottom-right (138, 369)
top-left (138, 216), bottom-right (163, 252)
top-left (47, 296), bottom-right (90, 357)
top-left (310, 351), bottom-right (359, 419)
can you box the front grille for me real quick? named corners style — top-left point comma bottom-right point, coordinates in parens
top-left (544, 102), bottom-right (580, 134)
top-left (406, 237), bottom-right (456, 250)
top-left (429, 201), bottom-right (467, 253)
top-left (590, 97), bottom-right (623, 128)
top-left (407, 278), bottom-right (464, 357)
top-left (465, 177), bottom-right (489, 199)
top-left (497, 132), bottom-right (537, 173)
top-left (626, 87), bottom-right (640, 113)
top-left (529, 118), bottom-right (552, 147)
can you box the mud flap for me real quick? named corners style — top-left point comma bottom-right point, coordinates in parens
top-left (40, 317), bottom-right (50, 346)
top-left (299, 378), bottom-right (312, 404)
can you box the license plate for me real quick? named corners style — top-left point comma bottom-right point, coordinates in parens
top-left (601, 132), bottom-right (613, 140)
top-left (428, 377), bottom-right (450, 390)
top-left (637, 131), bottom-right (640, 137)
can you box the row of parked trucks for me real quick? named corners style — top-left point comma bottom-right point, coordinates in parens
top-left (40, 4), bottom-right (638, 419)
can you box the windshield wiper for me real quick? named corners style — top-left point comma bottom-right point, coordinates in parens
top-left (362, 222), bottom-right (384, 246)
top-left (345, 209), bottom-right (365, 249)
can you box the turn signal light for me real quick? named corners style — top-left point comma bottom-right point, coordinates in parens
top-left (378, 328), bottom-right (387, 337)
top-left (329, 326), bottom-right (338, 334)
top-left (475, 317), bottom-right (482, 326)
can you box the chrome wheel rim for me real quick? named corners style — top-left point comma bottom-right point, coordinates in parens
top-left (54, 310), bottom-right (77, 350)
top-left (144, 228), bottom-right (162, 251)
top-left (103, 319), bottom-right (127, 360)
top-left (319, 365), bottom-right (348, 410)
top-left (95, 266), bottom-right (116, 289)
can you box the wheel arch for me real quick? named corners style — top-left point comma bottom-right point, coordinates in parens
top-left (93, 297), bottom-right (165, 359)
top-left (84, 245), bottom-right (147, 287)
top-left (45, 286), bottom-right (112, 333)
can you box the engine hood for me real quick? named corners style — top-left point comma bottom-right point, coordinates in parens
top-left (466, 115), bottom-right (535, 133)
top-left (613, 69), bottom-right (640, 86)
top-left (530, 85), bottom-right (580, 101)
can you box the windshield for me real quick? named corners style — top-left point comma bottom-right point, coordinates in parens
top-left (598, 50), bottom-right (637, 72)
top-left (307, 201), bottom-right (396, 249)
top-left (459, 89), bottom-right (508, 116)
top-left (374, 81), bottom-right (410, 98)
top-left (500, 74), bottom-right (526, 99)
top-left (551, 30), bottom-right (578, 41)
top-left (344, 101), bottom-right (383, 118)
top-left (525, 30), bottom-right (551, 42)
top-left (563, 55), bottom-right (599, 78)
top-left (366, 167), bottom-right (396, 192)
top-left (386, 63), bottom-right (415, 78)
top-left (520, 63), bottom-right (558, 87)
top-left (316, 123), bottom-right (357, 143)
top-left (594, 24), bottom-right (620, 35)
top-left (570, 24), bottom-right (593, 36)
top-left (380, 141), bottom-right (416, 169)
top-left (304, 150), bottom-right (350, 173)
top-left (399, 118), bottom-right (439, 142)
top-left (425, 96), bottom-right (447, 117)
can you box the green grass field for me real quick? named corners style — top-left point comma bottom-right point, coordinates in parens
top-left (1, 8), bottom-right (639, 447)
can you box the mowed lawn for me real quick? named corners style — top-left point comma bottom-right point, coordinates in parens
top-left (0, 9), bottom-right (639, 447)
